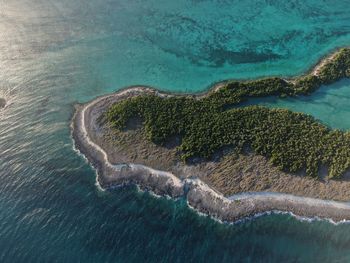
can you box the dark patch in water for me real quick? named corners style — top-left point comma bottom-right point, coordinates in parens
top-left (142, 11), bottom-right (282, 67)
top-left (206, 48), bottom-right (281, 66)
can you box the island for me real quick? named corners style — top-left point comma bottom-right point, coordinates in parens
top-left (72, 47), bottom-right (350, 223)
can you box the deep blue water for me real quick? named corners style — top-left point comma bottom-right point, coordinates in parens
top-left (2, 0), bottom-right (350, 262)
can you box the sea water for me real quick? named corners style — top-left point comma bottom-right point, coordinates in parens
top-left (1, 0), bottom-right (350, 262)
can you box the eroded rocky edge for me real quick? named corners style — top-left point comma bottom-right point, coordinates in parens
top-left (71, 80), bottom-right (350, 223)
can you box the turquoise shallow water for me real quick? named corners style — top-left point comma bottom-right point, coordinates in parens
top-left (2, 0), bottom-right (350, 262)
top-left (242, 78), bottom-right (350, 130)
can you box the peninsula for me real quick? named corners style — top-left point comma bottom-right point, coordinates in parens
top-left (72, 48), bottom-right (350, 223)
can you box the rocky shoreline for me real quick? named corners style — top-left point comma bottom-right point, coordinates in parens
top-left (71, 82), bottom-right (350, 223)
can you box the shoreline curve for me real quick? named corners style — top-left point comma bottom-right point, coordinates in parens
top-left (71, 48), bottom-right (350, 224)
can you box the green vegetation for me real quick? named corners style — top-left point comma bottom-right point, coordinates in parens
top-left (106, 48), bottom-right (350, 178)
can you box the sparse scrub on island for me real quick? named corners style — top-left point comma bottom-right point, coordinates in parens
top-left (106, 48), bottom-right (350, 179)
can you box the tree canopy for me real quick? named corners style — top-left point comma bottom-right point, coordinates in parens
top-left (106, 48), bottom-right (350, 178)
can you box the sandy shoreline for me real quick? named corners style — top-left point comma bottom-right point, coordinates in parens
top-left (210, 46), bottom-right (347, 91)
top-left (71, 80), bottom-right (350, 223)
